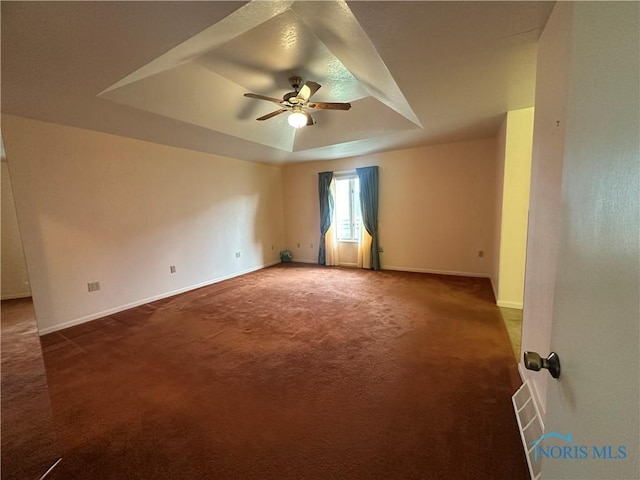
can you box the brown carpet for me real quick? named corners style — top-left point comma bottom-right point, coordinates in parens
top-left (40, 264), bottom-right (527, 479)
top-left (1, 298), bottom-right (60, 480)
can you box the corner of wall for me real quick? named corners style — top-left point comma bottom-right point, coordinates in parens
top-left (491, 115), bottom-right (508, 302)
top-left (495, 109), bottom-right (534, 308)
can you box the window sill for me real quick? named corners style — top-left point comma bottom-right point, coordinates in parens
top-left (338, 240), bottom-right (359, 244)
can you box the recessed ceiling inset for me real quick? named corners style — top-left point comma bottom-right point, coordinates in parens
top-left (98, 0), bottom-right (422, 153)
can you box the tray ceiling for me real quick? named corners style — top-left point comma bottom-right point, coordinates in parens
top-left (1, 1), bottom-right (555, 164)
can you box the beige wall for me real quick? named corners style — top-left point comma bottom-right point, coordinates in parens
top-left (495, 107), bottom-right (534, 309)
top-left (337, 241), bottom-right (358, 267)
top-left (1, 161), bottom-right (32, 299)
top-left (282, 138), bottom-right (497, 277)
top-left (2, 115), bottom-right (285, 333)
top-left (492, 115), bottom-right (507, 298)
top-left (3, 117), bottom-right (508, 332)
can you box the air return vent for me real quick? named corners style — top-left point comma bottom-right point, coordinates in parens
top-left (512, 381), bottom-right (544, 480)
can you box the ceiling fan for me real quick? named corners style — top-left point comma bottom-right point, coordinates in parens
top-left (244, 76), bottom-right (351, 128)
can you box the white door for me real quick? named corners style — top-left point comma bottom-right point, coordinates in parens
top-left (526, 3), bottom-right (639, 479)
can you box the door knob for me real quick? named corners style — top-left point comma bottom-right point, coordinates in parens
top-left (523, 351), bottom-right (561, 379)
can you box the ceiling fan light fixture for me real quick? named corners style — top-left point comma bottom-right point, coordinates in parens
top-left (245, 78), bottom-right (349, 128)
top-left (288, 107), bottom-right (307, 129)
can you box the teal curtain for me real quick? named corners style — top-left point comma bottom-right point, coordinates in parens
top-left (318, 171), bottom-right (334, 265)
top-left (356, 166), bottom-right (380, 270)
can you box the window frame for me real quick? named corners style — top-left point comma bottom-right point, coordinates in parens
top-left (334, 174), bottom-right (361, 243)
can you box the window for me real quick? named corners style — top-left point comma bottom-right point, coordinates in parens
top-left (335, 176), bottom-right (361, 241)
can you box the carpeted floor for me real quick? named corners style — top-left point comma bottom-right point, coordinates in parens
top-left (1, 298), bottom-right (60, 480)
top-left (499, 307), bottom-right (523, 361)
top-left (39, 264), bottom-right (528, 479)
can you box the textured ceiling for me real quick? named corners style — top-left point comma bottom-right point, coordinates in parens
top-left (1, 1), bottom-right (555, 164)
top-left (99, 1), bottom-right (420, 153)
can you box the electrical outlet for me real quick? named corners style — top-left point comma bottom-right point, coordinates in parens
top-left (170, 265), bottom-right (176, 274)
top-left (478, 250), bottom-right (484, 258)
top-left (297, 243), bottom-right (300, 248)
top-left (271, 245), bottom-right (274, 250)
top-left (235, 251), bottom-right (241, 258)
top-left (87, 281), bottom-right (100, 292)
top-left (378, 246), bottom-right (384, 253)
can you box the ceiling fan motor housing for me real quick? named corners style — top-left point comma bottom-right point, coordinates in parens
top-left (285, 77), bottom-right (303, 104)
top-left (284, 91), bottom-right (300, 104)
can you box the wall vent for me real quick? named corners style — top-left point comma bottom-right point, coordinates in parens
top-left (512, 380), bottom-right (544, 480)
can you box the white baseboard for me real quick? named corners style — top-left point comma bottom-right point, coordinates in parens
top-left (382, 265), bottom-right (490, 278)
top-left (291, 259), bottom-right (356, 268)
top-left (518, 362), bottom-right (527, 383)
top-left (490, 277), bottom-right (498, 303)
top-left (285, 261), bottom-right (490, 278)
top-left (38, 261), bottom-right (280, 335)
top-left (1, 291), bottom-right (32, 300)
top-left (291, 258), bottom-right (317, 264)
top-left (497, 300), bottom-right (524, 309)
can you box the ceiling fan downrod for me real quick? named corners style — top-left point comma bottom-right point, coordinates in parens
top-left (289, 76), bottom-right (302, 92)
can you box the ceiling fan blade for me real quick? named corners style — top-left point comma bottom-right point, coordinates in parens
top-left (297, 81), bottom-right (321, 101)
top-left (244, 93), bottom-right (284, 105)
top-left (307, 101), bottom-right (351, 111)
top-left (256, 108), bottom-right (288, 121)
